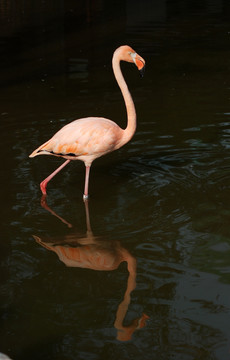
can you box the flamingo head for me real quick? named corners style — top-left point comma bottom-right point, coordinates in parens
top-left (117, 45), bottom-right (146, 77)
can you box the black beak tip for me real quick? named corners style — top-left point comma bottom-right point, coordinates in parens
top-left (139, 65), bottom-right (145, 78)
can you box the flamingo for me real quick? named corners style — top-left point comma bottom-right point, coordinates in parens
top-left (29, 45), bottom-right (145, 200)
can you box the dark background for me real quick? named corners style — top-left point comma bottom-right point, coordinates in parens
top-left (1, 1), bottom-right (230, 360)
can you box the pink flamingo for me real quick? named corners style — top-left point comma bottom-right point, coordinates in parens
top-left (29, 45), bottom-right (145, 200)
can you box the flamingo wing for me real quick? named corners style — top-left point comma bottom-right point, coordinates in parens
top-left (30, 117), bottom-right (123, 159)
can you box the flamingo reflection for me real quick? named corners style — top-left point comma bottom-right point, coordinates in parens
top-left (34, 196), bottom-right (149, 341)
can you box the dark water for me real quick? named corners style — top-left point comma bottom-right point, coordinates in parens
top-left (1, 1), bottom-right (230, 359)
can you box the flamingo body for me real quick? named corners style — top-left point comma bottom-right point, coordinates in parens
top-left (30, 117), bottom-right (124, 165)
top-left (29, 45), bottom-right (145, 199)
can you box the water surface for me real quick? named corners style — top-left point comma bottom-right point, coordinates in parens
top-left (1, 1), bottom-right (230, 359)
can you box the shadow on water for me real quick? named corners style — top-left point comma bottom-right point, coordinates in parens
top-left (1, 1), bottom-right (230, 360)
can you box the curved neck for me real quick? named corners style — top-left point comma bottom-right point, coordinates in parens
top-left (112, 52), bottom-right (137, 145)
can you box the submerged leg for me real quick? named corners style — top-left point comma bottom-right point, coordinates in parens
top-left (83, 165), bottom-right (91, 201)
top-left (84, 198), bottom-right (92, 232)
top-left (40, 159), bottom-right (71, 195)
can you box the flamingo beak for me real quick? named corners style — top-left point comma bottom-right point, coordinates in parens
top-left (131, 52), bottom-right (145, 77)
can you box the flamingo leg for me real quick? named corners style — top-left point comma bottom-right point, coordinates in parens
top-left (83, 165), bottom-right (91, 201)
top-left (40, 159), bottom-right (71, 195)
